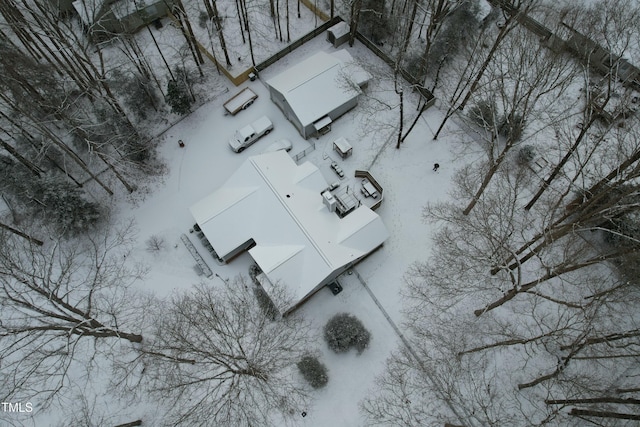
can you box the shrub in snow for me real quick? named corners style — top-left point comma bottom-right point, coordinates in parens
top-left (0, 159), bottom-right (102, 235)
top-left (248, 264), bottom-right (278, 319)
top-left (499, 113), bottom-right (526, 142)
top-left (166, 69), bottom-right (192, 116)
top-left (112, 70), bottom-right (160, 121)
top-left (324, 313), bottom-right (371, 355)
top-left (146, 235), bottom-right (165, 252)
top-left (36, 175), bottom-right (102, 234)
top-left (428, 2), bottom-right (480, 68)
top-left (517, 145), bottom-right (536, 166)
top-left (297, 355), bottom-right (328, 389)
top-left (253, 284), bottom-right (279, 321)
top-left (468, 99), bottom-right (498, 132)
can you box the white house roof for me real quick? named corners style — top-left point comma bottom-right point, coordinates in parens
top-left (266, 50), bottom-right (372, 128)
top-left (72, 0), bottom-right (106, 25)
top-left (190, 151), bottom-right (388, 313)
top-left (72, 0), bottom-right (156, 24)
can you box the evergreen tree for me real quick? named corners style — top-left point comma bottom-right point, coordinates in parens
top-left (166, 79), bottom-right (191, 115)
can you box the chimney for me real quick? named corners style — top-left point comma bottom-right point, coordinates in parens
top-left (322, 191), bottom-right (337, 212)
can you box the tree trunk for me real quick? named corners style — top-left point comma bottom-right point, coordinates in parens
top-left (559, 329), bottom-right (640, 351)
top-left (476, 248), bottom-right (638, 316)
top-left (96, 151), bottom-right (136, 193)
top-left (235, 0), bottom-right (246, 42)
top-left (210, 0), bottom-right (232, 66)
top-left (0, 138), bottom-right (43, 176)
top-left (396, 89), bottom-right (404, 149)
top-left (173, 0), bottom-right (205, 76)
top-left (433, 14), bottom-right (515, 139)
top-left (400, 0), bottom-right (420, 54)
top-left (416, 0), bottom-right (448, 79)
top-left (458, 331), bottom-right (556, 357)
top-left (524, 85), bottom-right (612, 210)
top-left (401, 101), bottom-right (429, 142)
top-left (0, 222), bottom-right (44, 246)
top-left (546, 397), bottom-right (640, 405)
top-left (0, 114), bottom-right (83, 187)
top-left (0, 92), bottom-right (114, 195)
top-left (269, 0), bottom-right (278, 39)
top-left (492, 160), bottom-right (640, 275)
top-left (517, 338), bottom-right (585, 390)
top-left (147, 26), bottom-right (175, 80)
top-left (0, 2), bottom-right (42, 60)
top-left (276, 0), bottom-right (283, 42)
top-left (286, 0), bottom-right (290, 42)
top-left (240, 0), bottom-right (256, 66)
top-left (462, 143), bottom-right (510, 215)
top-left (114, 421), bottom-right (143, 427)
top-left (569, 408), bottom-right (640, 421)
top-left (349, 0), bottom-right (362, 47)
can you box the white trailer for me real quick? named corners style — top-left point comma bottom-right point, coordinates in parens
top-left (223, 87), bottom-right (258, 115)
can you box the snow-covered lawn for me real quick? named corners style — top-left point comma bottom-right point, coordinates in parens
top-left (114, 32), bottom-right (464, 425)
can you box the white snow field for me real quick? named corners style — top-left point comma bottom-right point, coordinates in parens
top-left (5, 15), bottom-right (468, 427)
top-left (120, 34), bottom-right (463, 426)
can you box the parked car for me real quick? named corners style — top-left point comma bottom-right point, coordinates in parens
top-left (228, 116), bottom-right (274, 153)
top-left (263, 138), bottom-right (293, 153)
top-left (331, 162), bottom-right (344, 178)
top-left (223, 87), bottom-right (258, 115)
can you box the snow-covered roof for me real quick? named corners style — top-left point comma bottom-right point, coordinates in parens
top-left (266, 50), bottom-right (372, 127)
top-left (72, 0), bottom-right (158, 24)
top-left (190, 151), bottom-right (388, 313)
top-left (72, 0), bottom-right (106, 25)
top-left (327, 21), bottom-right (349, 38)
top-left (111, 0), bottom-right (159, 20)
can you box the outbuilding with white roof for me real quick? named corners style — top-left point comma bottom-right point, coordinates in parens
top-left (266, 50), bottom-right (371, 139)
top-left (72, 0), bottom-right (174, 37)
top-left (189, 151), bottom-right (388, 315)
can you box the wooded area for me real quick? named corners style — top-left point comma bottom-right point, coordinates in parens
top-left (1, 0), bottom-right (640, 425)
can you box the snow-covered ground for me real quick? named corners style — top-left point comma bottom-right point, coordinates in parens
top-left (113, 33), bottom-right (463, 426)
top-left (2, 9), bottom-right (469, 427)
top-left (3, 0), bottom-right (639, 425)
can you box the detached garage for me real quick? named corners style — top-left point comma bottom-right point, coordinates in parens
top-left (267, 50), bottom-right (371, 139)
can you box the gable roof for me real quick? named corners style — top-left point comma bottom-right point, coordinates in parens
top-left (266, 50), bottom-right (371, 128)
top-left (190, 151), bottom-right (388, 312)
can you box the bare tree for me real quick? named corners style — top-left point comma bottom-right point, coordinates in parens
top-left (459, 25), bottom-right (577, 215)
top-left (143, 277), bottom-right (312, 426)
top-left (172, 0), bottom-right (205, 76)
top-left (432, 0), bottom-right (543, 140)
top-left (202, 0), bottom-right (232, 66)
top-left (0, 5), bottom-right (150, 194)
top-left (364, 117), bottom-right (640, 423)
top-left (53, 389), bottom-right (143, 427)
top-left (0, 220), bottom-right (147, 407)
top-left (523, 0), bottom-right (640, 211)
top-left (491, 118), bottom-right (640, 278)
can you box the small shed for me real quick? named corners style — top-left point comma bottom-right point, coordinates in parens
top-left (333, 137), bottom-right (353, 159)
top-left (327, 21), bottom-right (350, 48)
